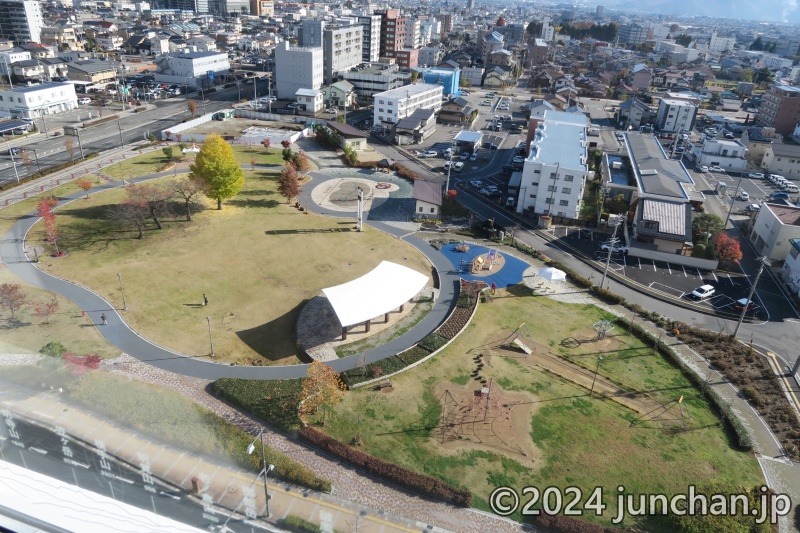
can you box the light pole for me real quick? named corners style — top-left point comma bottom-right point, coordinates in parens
top-left (600, 218), bottom-right (622, 290)
top-left (723, 172), bottom-right (743, 230)
top-left (589, 356), bottom-right (603, 397)
top-left (247, 428), bottom-right (274, 518)
top-left (733, 256), bottom-right (770, 337)
top-left (117, 272), bottom-right (127, 311)
top-left (0, 138), bottom-right (19, 183)
top-left (206, 316), bottom-right (215, 358)
top-left (75, 128), bottom-right (85, 159)
top-left (445, 140), bottom-right (455, 195)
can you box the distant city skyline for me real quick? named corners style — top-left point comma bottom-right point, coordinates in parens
top-left (594, 0), bottom-right (800, 24)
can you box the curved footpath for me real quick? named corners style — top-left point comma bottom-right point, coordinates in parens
top-left (0, 168), bottom-right (459, 380)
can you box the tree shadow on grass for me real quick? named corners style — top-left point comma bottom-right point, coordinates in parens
top-left (236, 300), bottom-right (308, 363)
top-left (237, 189), bottom-right (276, 197)
top-left (227, 198), bottom-right (280, 209)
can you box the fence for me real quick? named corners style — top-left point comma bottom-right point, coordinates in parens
top-left (160, 112), bottom-right (217, 141)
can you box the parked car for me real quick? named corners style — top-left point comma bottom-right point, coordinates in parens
top-left (480, 185), bottom-right (499, 196)
top-left (745, 204), bottom-right (761, 212)
top-left (737, 191), bottom-right (750, 201)
top-left (699, 165), bottom-right (709, 173)
top-left (600, 242), bottom-right (628, 253)
top-left (453, 162), bottom-right (464, 172)
top-left (786, 184), bottom-right (799, 193)
top-left (286, 103), bottom-right (299, 110)
top-left (483, 142), bottom-right (498, 149)
top-left (422, 150), bottom-right (438, 158)
top-left (460, 152), bottom-right (470, 161)
top-left (748, 172), bottom-right (764, 179)
top-left (325, 108), bottom-right (337, 114)
top-left (443, 147), bottom-right (453, 158)
top-left (485, 92), bottom-right (495, 97)
top-left (7, 147), bottom-right (20, 155)
top-left (469, 180), bottom-right (484, 190)
top-left (78, 97), bottom-right (91, 104)
top-left (690, 285), bottom-right (716, 300)
top-left (512, 156), bottom-right (525, 164)
top-left (733, 298), bottom-right (756, 313)
top-left (709, 166), bottom-right (724, 172)
top-left (769, 191), bottom-right (790, 200)
top-left (469, 153), bottom-right (478, 161)
top-left (481, 100), bottom-right (492, 106)
top-left (443, 161), bottom-right (453, 171)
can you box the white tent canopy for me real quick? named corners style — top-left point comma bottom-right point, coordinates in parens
top-left (322, 261), bottom-right (429, 328)
top-left (538, 266), bottom-right (566, 282)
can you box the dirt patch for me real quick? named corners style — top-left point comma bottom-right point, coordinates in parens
top-left (431, 380), bottom-right (542, 469)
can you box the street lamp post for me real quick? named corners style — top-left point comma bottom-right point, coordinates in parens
top-left (590, 356), bottom-right (603, 397)
top-left (206, 316), bottom-right (215, 357)
top-left (723, 172), bottom-right (743, 230)
top-left (0, 138), bottom-right (19, 183)
top-left (733, 256), bottom-right (770, 338)
top-left (600, 218), bottom-right (622, 290)
top-left (445, 140), bottom-right (455, 195)
top-left (117, 272), bottom-right (127, 311)
top-left (247, 428), bottom-right (274, 518)
top-left (75, 128), bottom-right (85, 159)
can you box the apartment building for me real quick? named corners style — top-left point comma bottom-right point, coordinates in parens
top-left (517, 110), bottom-right (591, 220)
top-left (377, 9), bottom-right (405, 60)
top-left (618, 23), bottom-right (648, 46)
top-left (357, 15), bottom-right (381, 63)
top-left (373, 82), bottom-right (442, 129)
top-left (273, 41), bottom-right (323, 99)
top-left (322, 23), bottom-right (363, 86)
top-left (0, 0), bottom-right (44, 44)
top-left (756, 83), bottom-right (800, 135)
top-left (655, 98), bottom-right (697, 133)
top-left (342, 62), bottom-right (409, 100)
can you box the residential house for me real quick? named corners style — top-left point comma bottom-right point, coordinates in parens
top-left (616, 98), bottom-right (652, 130)
top-left (394, 107), bottom-right (436, 144)
top-left (413, 180), bottom-right (442, 220)
top-left (188, 35), bottom-right (218, 52)
top-left (40, 57), bottom-right (68, 80)
top-left (10, 60), bottom-right (43, 82)
top-left (96, 33), bottom-right (123, 51)
top-left (749, 203), bottom-right (800, 262)
top-left (323, 120), bottom-right (368, 151)
top-left (66, 59), bottom-right (117, 84)
top-left (761, 143), bottom-right (800, 177)
top-left (321, 80), bottom-right (356, 109)
top-left (295, 88), bottom-right (323, 113)
top-left (742, 127), bottom-right (783, 166)
top-left (483, 66), bottom-right (512, 88)
top-left (461, 67), bottom-right (484, 87)
top-left (40, 25), bottom-right (82, 52)
top-left (438, 96), bottom-right (474, 124)
top-left (627, 63), bottom-right (652, 91)
top-left (689, 137), bottom-right (749, 172)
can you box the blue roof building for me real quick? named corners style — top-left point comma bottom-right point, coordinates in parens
top-left (422, 67), bottom-right (461, 97)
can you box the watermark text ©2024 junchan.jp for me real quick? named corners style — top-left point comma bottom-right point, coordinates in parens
top-left (488, 485), bottom-right (792, 524)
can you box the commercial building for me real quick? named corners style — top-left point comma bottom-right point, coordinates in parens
top-left (618, 23), bottom-right (648, 46)
top-left (273, 41), bottom-right (323, 99)
top-left (152, 51), bottom-right (230, 87)
top-left (655, 98), bottom-right (697, 133)
top-left (749, 204), bottom-right (800, 262)
top-left (249, 0), bottom-right (273, 17)
top-left (761, 143), bottom-right (800, 177)
top-left (0, 0), bottom-right (43, 44)
top-left (372, 82), bottom-right (442, 130)
top-left (376, 9), bottom-right (405, 60)
top-left (756, 83), bottom-right (800, 135)
top-left (422, 67), bottom-right (461, 98)
top-left (688, 137), bottom-right (749, 172)
top-left (66, 59), bottom-right (118, 84)
top-left (517, 110), bottom-right (591, 220)
top-left (357, 15), bottom-right (381, 63)
top-left (300, 19), bottom-right (324, 48)
top-left (0, 81), bottom-right (77, 119)
top-left (342, 62), bottom-right (408, 101)
top-left (322, 23), bottom-right (363, 85)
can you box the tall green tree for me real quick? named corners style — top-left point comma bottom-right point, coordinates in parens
top-left (692, 213), bottom-right (724, 245)
top-left (674, 33), bottom-right (693, 47)
top-left (189, 134), bottom-right (244, 210)
top-left (749, 36), bottom-right (764, 51)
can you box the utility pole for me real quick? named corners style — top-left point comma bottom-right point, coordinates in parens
top-left (733, 256), bottom-right (770, 337)
top-left (600, 218), bottom-right (622, 290)
top-left (723, 172), bottom-right (743, 230)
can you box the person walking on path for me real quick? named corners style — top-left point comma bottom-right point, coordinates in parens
top-left (203, 294), bottom-right (208, 306)
top-left (101, 313), bottom-right (107, 325)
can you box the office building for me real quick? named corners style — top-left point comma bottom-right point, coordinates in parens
top-left (0, 82), bottom-right (77, 119)
top-left (756, 83), bottom-right (800, 135)
top-left (357, 14), bottom-right (381, 63)
top-left (373, 82), bottom-right (442, 128)
top-left (322, 23), bottom-right (363, 85)
top-left (377, 9), bottom-right (405, 59)
top-left (273, 41), bottom-right (323, 99)
top-left (0, 0), bottom-right (44, 43)
top-left (618, 23), bottom-right (648, 46)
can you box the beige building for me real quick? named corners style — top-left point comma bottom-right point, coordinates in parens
top-left (761, 143), bottom-right (800, 177)
top-left (749, 203), bottom-right (800, 262)
top-left (66, 59), bottom-right (117, 83)
top-left (40, 25), bottom-right (81, 51)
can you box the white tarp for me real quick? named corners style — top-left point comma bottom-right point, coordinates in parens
top-left (322, 261), bottom-right (429, 327)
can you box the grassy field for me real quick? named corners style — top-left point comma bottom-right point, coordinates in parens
top-left (311, 294), bottom-right (763, 529)
top-left (30, 169), bottom-right (432, 365)
top-left (0, 180), bottom-right (118, 357)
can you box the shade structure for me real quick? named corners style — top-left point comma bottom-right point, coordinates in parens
top-left (538, 266), bottom-right (566, 282)
top-left (322, 261), bottom-right (429, 328)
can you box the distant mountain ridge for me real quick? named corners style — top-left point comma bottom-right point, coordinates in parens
top-left (610, 0), bottom-right (800, 24)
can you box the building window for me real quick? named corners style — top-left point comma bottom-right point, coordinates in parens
top-left (562, 187), bottom-right (571, 194)
top-left (529, 194), bottom-right (536, 198)
top-left (644, 221), bottom-right (658, 230)
top-left (418, 206), bottom-right (423, 212)
top-left (545, 197), bottom-right (553, 204)
top-left (550, 172), bottom-right (557, 179)
top-left (559, 200), bottom-right (569, 206)
top-left (430, 207), bottom-right (435, 213)
top-left (533, 169), bottom-right (540, 173)
top-left (547, 185), bottom-right (556, 192)
top-left (564, 175), bottom-right (574, 181)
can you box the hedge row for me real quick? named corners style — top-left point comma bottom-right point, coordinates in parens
top-left (282, 515), bottom-right (321, 533)
top-left (536, 513), bottom-right (632, 533)
top-left (620, 318), bottom-right (754, 450)
top-left (213, 378), bottom-right (304, 432)
top-left (0, 152), bottom-right (100, 192)
top-left (341, 354), bottom-right (411, 386)
top-left (299, 426), bottom-right (472, 507)
top-left (392, 162), bottom-right (422, 181)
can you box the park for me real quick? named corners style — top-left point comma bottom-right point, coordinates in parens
top-left (0, 130), bottom-right (774, 532)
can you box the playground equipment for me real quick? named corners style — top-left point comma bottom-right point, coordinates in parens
top-left (629, 395), bottom-right (694, 431)
top-left (499, 323), bottom-right (536, 355)
top-left (592, 319), bottom-right (615, 340)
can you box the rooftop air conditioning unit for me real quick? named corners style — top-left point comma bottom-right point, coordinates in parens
top-left (611, 161), bottom-right (623, 170)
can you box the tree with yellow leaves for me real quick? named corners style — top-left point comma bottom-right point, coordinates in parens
top-left (301, 361), bottom-right (345, 426)
top-left (189, 134), bottom-right (244, 210)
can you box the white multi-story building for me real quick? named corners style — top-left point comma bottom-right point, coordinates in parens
top-left (404, 17), bottom-right (421, 50)
top-left (96, 34), bottom-right (123, 50)
top-left (357, 15), bottom-right (381, 63)
top-left (655, 98), bottom-right (697, 133)
top-left (153, 51), bottom-right (230, 87)
top-left (343, 62), bottom-right (409, 100)
top-left (0, 0), bottom-right (43, 43)
top-left (689, 137), bottom-right (749, 172)
top-left (322, 24), bottom-right (363, 86)
top-left (709, 32), bottom-right (736, 53)
top-left (419, 18), bottom-right (440, 44)
top-left (418, 46), bottom-right (443, 68)
top-left (0, 81), bottom-right (77, 119)
top-left (373, 82), bottom-right (442, 128)
top-left (273, 41), bottom-right (323, 99)
top-left (517, 110), bottom-right (591, 219)
top-left (0, 49), bottom-right (30, 79)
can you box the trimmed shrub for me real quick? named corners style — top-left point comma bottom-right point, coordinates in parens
top-left (299, 427), bottom-right (472, 506)
top-left (589, 286), bottom-right (625, 305)
top-left (396, 345), bottom-right (431, 365)
top-left (282, 515), bottom-right (321, 533)
top-left (456, 292), bottom-right (472, 308)
top-left (39, 341), bottom-right (67, 358)
top-left (213, 378), bottom-right (304, 432)
top-left (418, 332), bottom-right (448, 352)
top-left (392, 162), bottom-right (422, 181)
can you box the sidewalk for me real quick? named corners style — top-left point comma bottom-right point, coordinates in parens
top-left (0, 385), bottom-right (436, 533)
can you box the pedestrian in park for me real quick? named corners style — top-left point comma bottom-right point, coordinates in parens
top-left (101, 313), bottom-right (107, 325)
top-left (491, 282), bottom-right (497, 295)
top-left (203, 294), bottom-right (208, 306)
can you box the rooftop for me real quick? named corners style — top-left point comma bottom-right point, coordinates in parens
top-left (766, 203), bottom-right (800, 226)
top-left (0, 82), bottom-right (73, 94)
top-left (526, 110), bottom-right (588, 170)
top-left (413, 180), bottom-right (442, 206)
top-left (641, 198), bottom-right (687, 237)
top-left (625, 133), bottom-right (692, 200)
top-left (768, 143), bottom-right (800, 158)
top-left (173, 51), bottom-right (228, 59)
top-left (373, 83), bottom-right (442, 100)
top-left (324, 120), bottom-right (367, 138)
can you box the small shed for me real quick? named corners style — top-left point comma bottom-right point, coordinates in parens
top-left (324, 120), bottom-right (369, 151)
top-left (413, 180), bottom-right (443, 219)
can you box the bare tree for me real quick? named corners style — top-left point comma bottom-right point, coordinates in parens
top-left (0, 283), bottom-right (26, 320)
top-left (65, 138), bottom-right (76, 162)
top-left (127, 183), bottom-right (171, 230)
top-left (20, 151), bottom-right (34, 175)
top-left (170, 176), bottom-right (205, 221)
top-left (107, 201), bottom-right (148, 239)
top-left (187, 99), bottom-right (198, 117)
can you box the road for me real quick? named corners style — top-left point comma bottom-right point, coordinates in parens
top-left (0, 79), bottom-right (273, 185)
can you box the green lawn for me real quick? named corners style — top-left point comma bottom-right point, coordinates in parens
top-left (310, 294), bottom-right (763, 529)
top-left (31, 169), bottom-right (432, 365)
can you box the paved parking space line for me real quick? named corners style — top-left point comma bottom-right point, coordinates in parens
top-left (696, 268), bottom-right (702, 280)
top-left (637, 257), bottom-right (642, 269)
top-left (649, 281), bottom-right (685, 298)
top-left (681, 265), bottom-right (687, 277)
top-left (666, 263), bottom-right (672, 274)
top-left (726, 273), bottom-right (735, 285)
top-left (652, 260), bottom-right (657, 272)
top-left (711, 270), bottom-right (719, 282)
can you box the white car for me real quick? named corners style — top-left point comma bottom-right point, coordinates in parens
top-left (325, 108), bottom-right (337, 114)
top-left (600, 242), bottom-right (628, 253)
top-left (709, 166), bottom-right (724, 172)
top-left (748, 172), bottom-right (764, 179)
top-left (737, 190), bottom-right (750, 201)
top-left (460, 152), bottom-right (470, 161)
top-left (422, 150), bottom-right (438, 158)
top-left (699, 165), bottom-right (709, 173)
top-left (78, 97), bottom-right (91, 104)
top-left (481, 100), bottom-right (492, 106)
top-left (690, 284), bottom-right (715, 300)
top-left (512, 156), bottom-right (525, 164)
top-left (469, 180), bottom-right (484, 189)
top-left (453, 162), bottom-right (464, 172)
top-left (469, 153), bottom-right (478, 161)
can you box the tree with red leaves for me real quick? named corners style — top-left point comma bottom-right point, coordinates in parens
top-left (62, 353), bottom-right (102, 375)
top-left (0, 283), bottom-right (26, 320)
top-left (279, 161), bottom-right (302, 204)
top-left (281, 140), bottom-right (291, 149)
top-left (261, 138), bottom-right (271, 152)
top-left (447, 189), bottom-right (457, 199)
top-left (715, 233), bottom-right (743, 264)
top-left (34, 297), bottom-right (59, 325)
top-left (75, 177), bottom-right (93, 198)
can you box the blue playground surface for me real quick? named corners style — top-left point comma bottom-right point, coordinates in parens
top-left (439, 243), bottom-right (531, 288)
